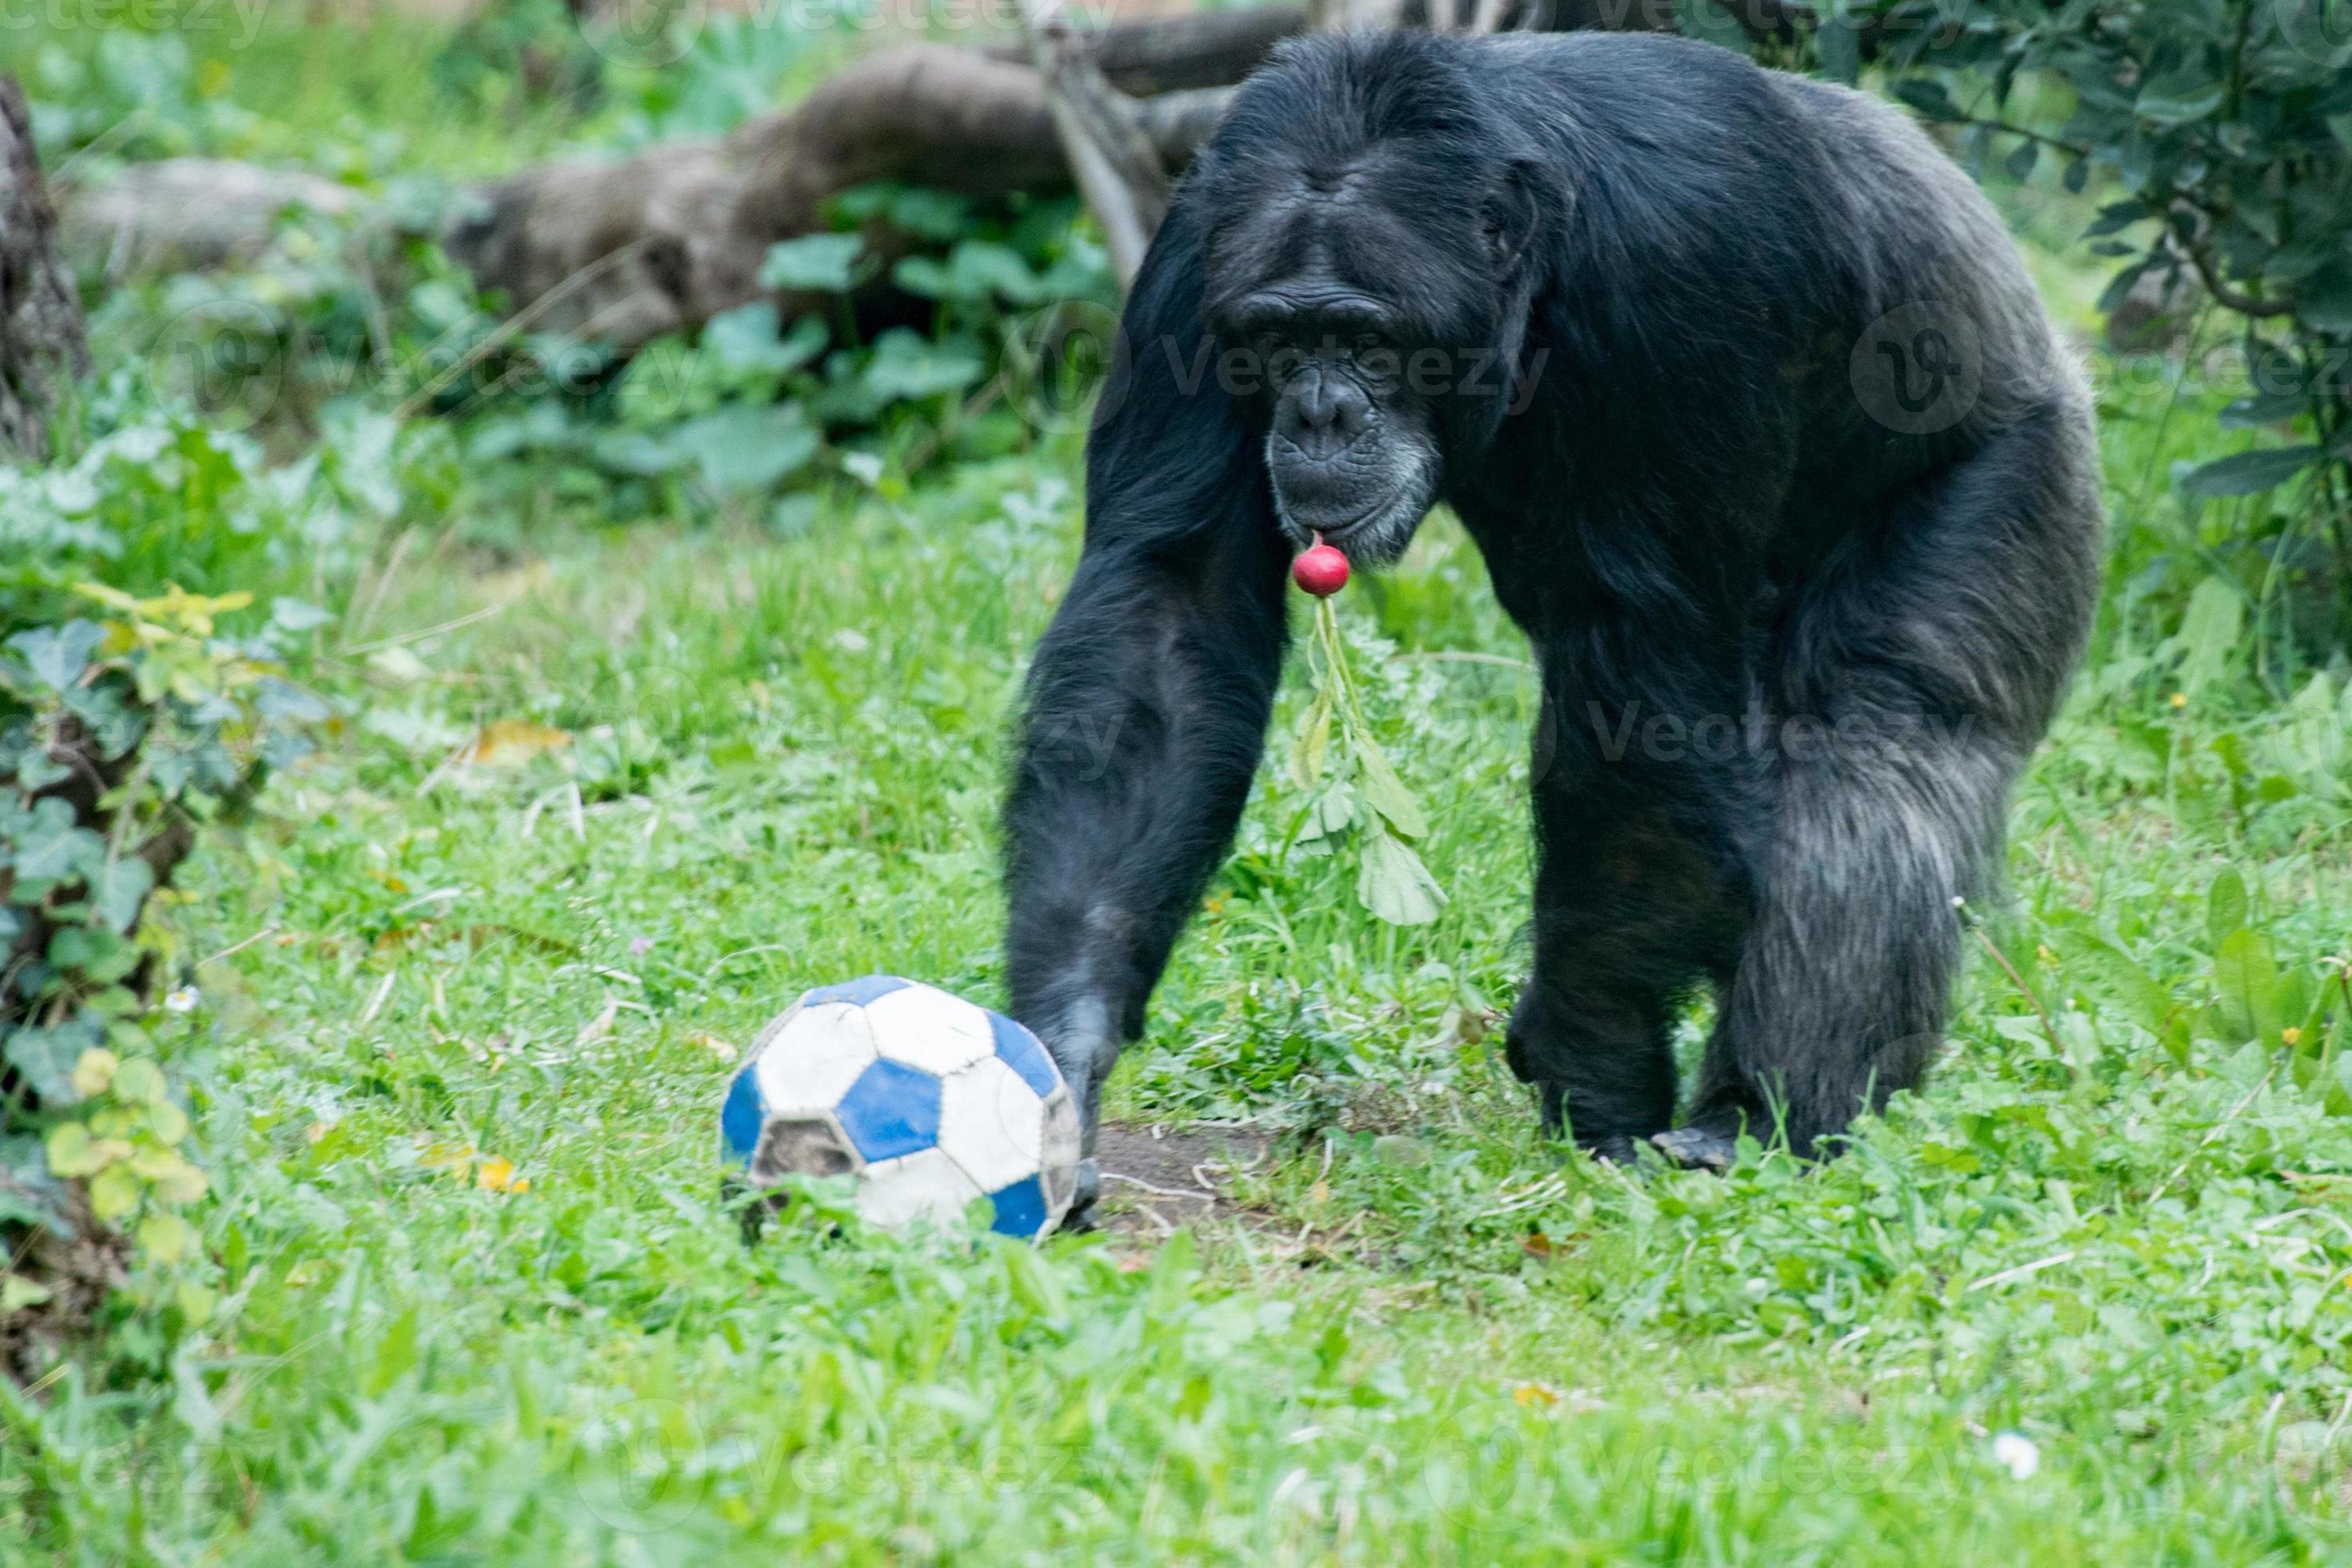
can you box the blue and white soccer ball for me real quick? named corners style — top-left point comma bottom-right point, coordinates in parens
top-left (722, 976), bottom-right (1082, 1240)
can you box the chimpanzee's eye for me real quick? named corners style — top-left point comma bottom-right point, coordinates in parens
top-left (1352, 331), bottom-right (1386, 358)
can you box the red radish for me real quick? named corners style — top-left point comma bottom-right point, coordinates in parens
top-left (1291, 534), bottom-right (1350, 597)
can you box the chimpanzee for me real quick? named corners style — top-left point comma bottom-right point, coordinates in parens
top-left (1003, 30), bottom-right (2102, 1210)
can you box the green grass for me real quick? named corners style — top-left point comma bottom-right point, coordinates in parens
top-left (7, 11), bottom-right (2352, 1561)
top-left (5, 366), bottom-right (2351, 1561)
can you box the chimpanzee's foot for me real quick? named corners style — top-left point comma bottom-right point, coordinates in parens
top-left (1054, 1158), bottom-right (1103, 1233)
top-left (1650, 1126), bottom-right (1739, 1173)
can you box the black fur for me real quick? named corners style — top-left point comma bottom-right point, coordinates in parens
top-left (1003, 32), bottom-right (2101, 1199)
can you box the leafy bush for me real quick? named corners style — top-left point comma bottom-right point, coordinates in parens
top-left (1704, 0), bottom-right (2352, 644)
top-left (1, 394), bottom-right (379, 1367)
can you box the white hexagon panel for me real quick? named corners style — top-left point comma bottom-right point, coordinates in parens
top-left (720, 976), bottom-right (1080, 1242)
top-left (862, 982), bottom-right (995, 1076)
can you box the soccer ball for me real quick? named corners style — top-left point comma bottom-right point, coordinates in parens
top-left (721, 976), bottom-right (1082, 1239)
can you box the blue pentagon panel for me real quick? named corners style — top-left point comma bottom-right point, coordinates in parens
top-left (801, 974), bottom-right (912, 1007)
top-left (721, 1065), bottom-right (764, 1165)
top-left (834, 1058), bottom-right (943, 1162)
top-left (987, 1174), bottom-right (1048, 1239)
top-left (988, 1010), bottom-right (1060, 1098)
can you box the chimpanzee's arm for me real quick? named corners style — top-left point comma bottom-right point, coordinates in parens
top-left (1002, 202), bottom-right (1290, 1193)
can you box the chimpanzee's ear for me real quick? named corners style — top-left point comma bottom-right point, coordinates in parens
top-left (1480, 158), bottom-right (1550, 280)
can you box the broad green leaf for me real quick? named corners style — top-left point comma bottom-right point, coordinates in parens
top-left (2206, 867), bottom-right (2248, 948)
top-left (90, 857), bottom-right (154, 935)
top-left (758, 234), bottom-right (863, 292)
top-left (2135, 70), bottom-right (2225, 126)
top-left (857, 330), bottom-right (986, 403)
top-left (2295, 260), bottom-right (2352, 334)
top-left (1358, 825), bottom-right (1446, 926)
top-left (5, 621), bottom-right (103, 692)
top-left (2178, 446), bottom-right (2320, 498)
top-left (2169, 576), bottom-right (2243, 697)
top-left (2062, 932), bottom-right (2177, 1041)
top-left (3, 1028), bottom-right (84, 1106)
top-left (2218, 390), bottom-right (2307, 429)
top-left (703, 303), bottom-right (828, 375)
top-left (1892, 79), bottom-right (1958, 119)
top-left (2212, 926), bottom-right (2279, 1044)
top-left (672, 402), bottom-right (821, 494)
top-left (8, 797), bottom-right (106, 888)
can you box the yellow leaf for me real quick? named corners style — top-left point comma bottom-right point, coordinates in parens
top-left (1512, 1382), bottom-right (1561, 1408)
top-left (138, 1213), bottom-right (197, 1265)
top-left (146, 1099), bottom-right (191, 1146)
top-left (129, 1146), bottom-right (190, 1181)
top-left (45, 1122), bottom-right (99, 1178)
top-left (162, 1165), bottom-right (210, 1203)
top-left (70, 1049), bottom-right (118, 1099)
top-left (90, 1166), bottom-right (141, 1222)
top-left (416, 1137), bottom-right (476, 1174)
top-left (475, 1157), bottom-right (530, 1194)
top-left (687, 1032), bottom-right (738, 1062)
top-left (175, 1282), bottom-right (217, 1322)
top-left (462, 719), bottom-right (573, 768)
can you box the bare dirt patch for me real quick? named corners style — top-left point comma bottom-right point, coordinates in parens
top-left (1091, 1122), bottom-right (1273, 1237)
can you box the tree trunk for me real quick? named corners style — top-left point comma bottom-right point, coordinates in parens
top-left (0, 73), bottom-right (89, 462)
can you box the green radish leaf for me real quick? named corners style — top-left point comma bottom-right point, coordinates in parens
top-left (1288, 696), bottom-right (1332, 790)
top-left (1358, 825), bottom-right (1446, 926)
top-left (1356, 738), bottom-right (1429, 840)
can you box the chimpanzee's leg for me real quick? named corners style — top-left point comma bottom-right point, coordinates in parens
top-left (1505, 656), bottom-right (1752, 1159)
top-left (1674, 401), bottom-right (2100, 1163)
top-left (1003, 203), bottom-right (1290, 1216)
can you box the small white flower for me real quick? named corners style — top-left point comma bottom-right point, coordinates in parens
top-left (164, 986), bottom-right (201, 1014)
top-left (1991, 1431), bottom-right (2040, 1480)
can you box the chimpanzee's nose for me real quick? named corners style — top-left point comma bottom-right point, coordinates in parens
top-left (1278, 367), bottom-right (1370, 462)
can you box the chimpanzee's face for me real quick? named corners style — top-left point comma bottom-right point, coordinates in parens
top-left (1218, 270), bottom-right (1441, 566)
top-left (1202, 157), bottom-right (1503, 567)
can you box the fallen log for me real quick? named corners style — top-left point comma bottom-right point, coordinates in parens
top-left (447, 13), bottom-right (1308, 352)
